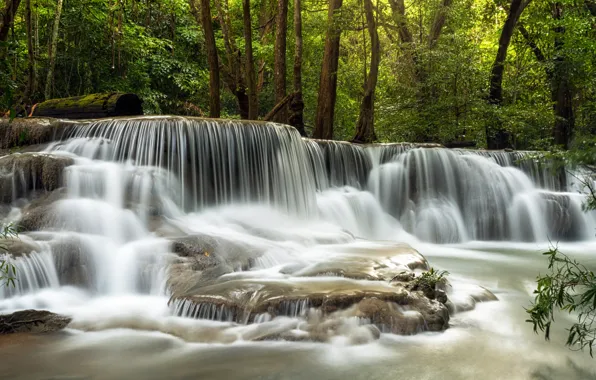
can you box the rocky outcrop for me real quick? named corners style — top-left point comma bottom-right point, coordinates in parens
top-left (17, 188), bottom-right (66, 231)
top-left (0, 310), bottom-right (71, 334)
top-left (0, 118), bottom-right (80, 153)
top-left (0, 153), bottom-right (73, 204)
top-left (167, 240), bottom-right (457, 338)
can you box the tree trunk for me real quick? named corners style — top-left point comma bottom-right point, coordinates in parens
top-left (313, 0), bottom-right (343, 140)
top-left (243, 0), bottom-right (258, 119)
top-left (44, 0), bottom-right (64, 100)
top-left (552, 2), bottom-right (573, 148)
top-left (388, 0), bottom-right (412, 44)
top-left (24, 0), bottom-right (35, 101)
top-left (189, 0), bottom-right (221, 117)
top-left (235, 88), bottom-right (250, 119)
top-left (0, 0), bottom-right (21, 43)
top-left (352, 0), bottom-right (379, 143)
top-left (289, 0), bottom-right (306, 136)
top-left (488, 0), bottom-right (530, 105)
top-left (485, 0), bottom-right (530, 149)
top-left (273, 0), bottom-right (288, 122)
top-left (429, 0), bottom-right (453, 48)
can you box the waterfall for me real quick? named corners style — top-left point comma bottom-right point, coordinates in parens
top-left (1, 115), bottom-right (594, 312)
top-left (39, 116), bottom-right (596, 245)
top-left (48, 116), bottom-right (318, 216)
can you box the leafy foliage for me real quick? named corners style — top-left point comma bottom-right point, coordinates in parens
top-left (412, 267), bottom-right (449, 290)
top-left (0, 223), bottom-right (18, 288)
top-left (527, 247), bottom-right (596, 357)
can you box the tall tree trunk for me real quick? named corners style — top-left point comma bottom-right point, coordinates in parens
top-left (429, 0), bottom-right (453, 48)
top-left (24, 0), bottom-right (35, 101)
top-left (352, 0), bottom-right (379, 143)
top-left (243, 0), bottom-right (258, 119)
top-left (388, 0), bottom-right (413, 44)
top-left (313, 0), bottom-right (343, 140)
top-left (0, 0), bottom-right (21, 43)
top-left (552, 2), bottom-right (573, 148)
top-left (273, 0), bottom-right (288, 122)
top-left (488, 0), bottom-right (530, 105)
top-left (190, 0), bottom-right (221, 117)
top-left (289, 0), bottom-right (306, 136)
top-left (44, 0), bottom-right (64, 100)
top-left (486, 0), bottom-right (531, 149)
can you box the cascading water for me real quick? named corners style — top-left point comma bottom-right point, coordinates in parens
top-left (1, 116), bottom-right (596, 379)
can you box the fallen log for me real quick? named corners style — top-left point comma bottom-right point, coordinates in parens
top-left (31, 92), bottom-right (143, 119)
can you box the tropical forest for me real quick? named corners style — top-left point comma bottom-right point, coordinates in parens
top-left (1, 0), bottom-right (596, 378)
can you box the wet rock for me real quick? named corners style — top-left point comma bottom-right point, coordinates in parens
top-left (0, 310), bottom-right (71, 334)
top-left (48, 236), bottom-right (96, 288)
top-left (291, 243), bottom-right (430, 281)
top-left (0, 118), bottom-right (76, 152)
top-left (0, 236), bottom-right (44, 257)
top-left (171, 276), bottom-right (450, 334)
top-left (0, 153), bottom-right (73, 204)
top-left (448, 285), bottom-right (499, 313)
top-left (166, 233), bottom-right (264, 295)
top-left (18, 188), bottom-right (67, 231)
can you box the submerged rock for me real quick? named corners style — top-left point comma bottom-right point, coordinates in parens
top-left (0, 153), bottom-right (73, 204)
top-left (0, 310), bottom-right (71, 334)
top-left (18, 188), bottom-right (67, 231)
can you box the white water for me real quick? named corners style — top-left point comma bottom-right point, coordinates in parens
top-left (1, 116), bottom-right (595, 379)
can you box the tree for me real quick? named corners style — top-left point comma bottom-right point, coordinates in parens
top-left (0, 0), bottom-right (21, 42)
top-left (215, 0), bottom-right (250, 119)
top-left (313, 0), bottom-right (343, 140)
top-left (486, 0), bottom-right (532, 149)
top-left (243, 0), bottom-right (258, 119)
top-left (24, 0), bottom-right (35, 102)
top-left (273, 0), bottom-right (288, 123)
top-left (44, 0), bottom-right (64, 100)
top-left (189, 0), bottom-right (221, 118)
top-left (352, 0), bottom-right (380, 143)
top-left (552, 2), bottom-right (573, 149)
top-left (289, 0), bottom-right (305, 136)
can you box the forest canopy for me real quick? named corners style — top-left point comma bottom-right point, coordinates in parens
top-left (1, 0), bottom-right (596, 148)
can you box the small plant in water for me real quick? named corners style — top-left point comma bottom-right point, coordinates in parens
top-left (412, 267), bottom-right (449, 289)
top-left (526, 246), bottom-right (596, 357)
top-left (0, 223), bottom-right (18, 288)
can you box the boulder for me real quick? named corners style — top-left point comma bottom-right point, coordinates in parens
top-left (166, 233), bottom-right (264, 295)
top-left (0, 310), bottom-right (71, 334)
top-left (170, 276), bottom-right (450, 334)
top-left (18, 188), bottom-right (67, 231)
top-left (0, 153), bottom-right (73, 204)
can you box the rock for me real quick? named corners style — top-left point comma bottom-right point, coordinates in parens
top-left (171, 276), bottom-right (450, 334)
top-left (0, 118), bottom-right (78, 152)
top-left (0, 310), bottom-right (71, 334)
top-left (0, 153), bottom-right (73, 204)
top-left (0, 236), bottom-right (45, 257)
top-left (48, 235), bottom-right (96, 288)
top-left (166, 233), bottom-right (264, 295)
top-left (18, 188), bottom-right (67, 231)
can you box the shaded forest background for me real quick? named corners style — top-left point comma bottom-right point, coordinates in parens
top-left (1, 0), bottom-right (596, 149)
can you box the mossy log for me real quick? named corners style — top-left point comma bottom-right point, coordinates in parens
top-left (31, 93), bottom-right (143, 119)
